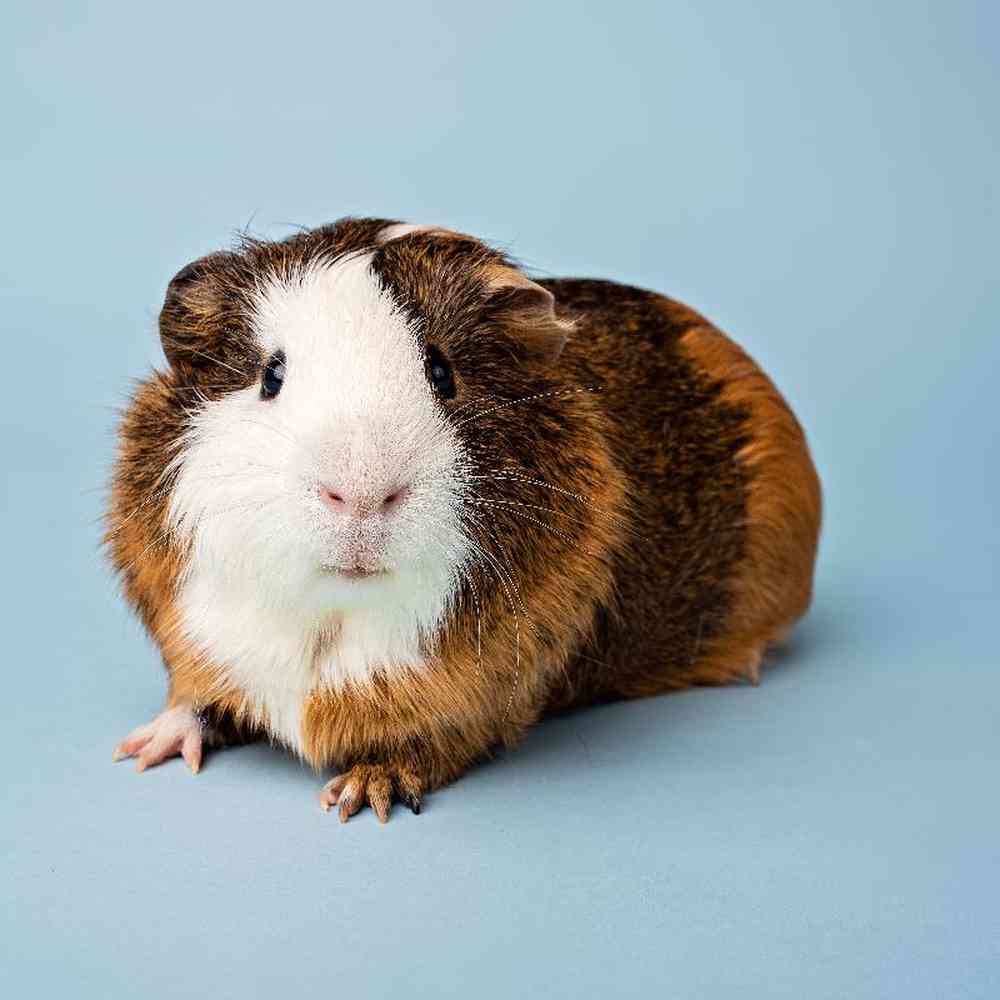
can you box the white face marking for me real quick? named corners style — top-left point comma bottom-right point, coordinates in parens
top-left (168, 253), bottom-right (471, 752)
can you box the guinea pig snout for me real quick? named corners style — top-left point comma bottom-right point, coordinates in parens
top-left (317, 481), bottom-right (410, 520)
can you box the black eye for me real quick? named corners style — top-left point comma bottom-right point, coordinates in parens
top-left (425, 345), bottom-right (456, 399)
top-left (261, 350), bottom-right (286, 399)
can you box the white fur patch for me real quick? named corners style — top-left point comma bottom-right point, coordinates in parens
top-left (168, 253), bottom-right (471, 754)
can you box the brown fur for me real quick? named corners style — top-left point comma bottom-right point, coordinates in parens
top-left (106, 218), bottom-right (822, 817)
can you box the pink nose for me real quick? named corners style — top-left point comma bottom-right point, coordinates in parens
top-left (319, 484), bottom-right (409, 517)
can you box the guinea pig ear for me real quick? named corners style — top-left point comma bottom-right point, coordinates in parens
top-left (484, 268), bottom-right (572, 366)
top-left (376, 222), bottom-right (471, 244)
top-left (158, 253), bottom-right (236, 370)
top-left (377, 222), bottom-right (445, 242)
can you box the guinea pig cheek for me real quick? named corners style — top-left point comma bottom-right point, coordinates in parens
top-left (167, 386), bottom-right (322, 601)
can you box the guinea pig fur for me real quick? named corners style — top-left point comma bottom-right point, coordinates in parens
top-left (107, 217), bottom-right (822, 822)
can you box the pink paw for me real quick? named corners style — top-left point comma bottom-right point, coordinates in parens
top-left (112, 706), bottom-right (204, 774)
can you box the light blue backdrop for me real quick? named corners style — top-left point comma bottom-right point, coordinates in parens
top-left (2, 2), bottom-right (997, 997)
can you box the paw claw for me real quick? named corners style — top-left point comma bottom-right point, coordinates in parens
top-left (368, 776), bottom-right (392, 824)
top-left (181, 731), bottom-right (203, 774)
top-left (318, 774), bottom-right (347, 813)
top-left (338, 793), bottom-right (361, 823)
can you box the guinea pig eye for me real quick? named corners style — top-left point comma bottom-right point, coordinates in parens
top-left (425, 345), bottom-right (456, 400)
top-left (260, 350), bottom-right (286, 399)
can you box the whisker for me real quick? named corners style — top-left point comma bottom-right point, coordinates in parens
top-left (467, 494), bottom-right (620, 539)
top-left (158, 341), bottom-right (251, 379)
top-left (238, 416), bottom-right (325, 467)
top-left (455, 386), bottom-right (601, 429)
top-left (468, 470), bottom-right (639, 536)
top-left (461, 513), bottom-right (544, 631)
top-left (118, 494), bottom-right (289, 575)
top-left (102, 470), bottom-right (181, 541)
top-left (466, 500), bottom-right (582, 549)
top-left (460, 508), bottom-right (616, 704)
top-left (448, 391), bottom-right (501, 421)
top-left (182, 467), bottom-right (286, 484)
top-left (424, 531), bottom-right (484, 680)
top-left (458, 510), bottom-right (555, 721)
top-left (103, 459), bottom-right (287, 542)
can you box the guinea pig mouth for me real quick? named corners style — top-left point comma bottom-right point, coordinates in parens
top-left (319, 564), bottom-right (387, 581)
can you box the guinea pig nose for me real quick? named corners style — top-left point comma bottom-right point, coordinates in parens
top-left (318, 483), bottom-right (410, 517)
top-left (380, 486), bottom-right (410, 512)
top-left (319, 484), bottom-right (348, 512)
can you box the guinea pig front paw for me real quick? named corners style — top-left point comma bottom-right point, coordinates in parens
top-left (319, 762), bottom-right (424, 824)
top-left (112, 706), bottom-right (205, 774)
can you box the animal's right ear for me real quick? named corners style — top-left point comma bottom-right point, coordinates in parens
top-left (158, 253), bottom-right (237, 370)
top-left (482, 267), bottom-right (573, 366)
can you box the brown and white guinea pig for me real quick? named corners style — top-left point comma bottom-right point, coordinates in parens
top-left (107, 217), bottom-right (822, 822)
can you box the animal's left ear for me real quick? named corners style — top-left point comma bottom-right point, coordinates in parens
top-left (483, 268), bottom-right (572, 366)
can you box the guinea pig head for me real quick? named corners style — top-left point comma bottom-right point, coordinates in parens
top-left (162, 222), bottom-right (570, 652)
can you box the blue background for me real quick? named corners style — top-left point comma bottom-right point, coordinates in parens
top-left (2, 1), bottom-right (997, 996)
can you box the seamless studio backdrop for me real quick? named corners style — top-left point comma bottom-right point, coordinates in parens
top-left (2, 2), bottom-right (997, 998)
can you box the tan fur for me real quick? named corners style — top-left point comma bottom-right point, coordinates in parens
top-left (671, 323), bottom-right (822, 685)
top-left (106, 377), bottom-right (251, 724)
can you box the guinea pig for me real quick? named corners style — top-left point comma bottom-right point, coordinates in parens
top-left (107, 217), bottom-right (822, 822)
